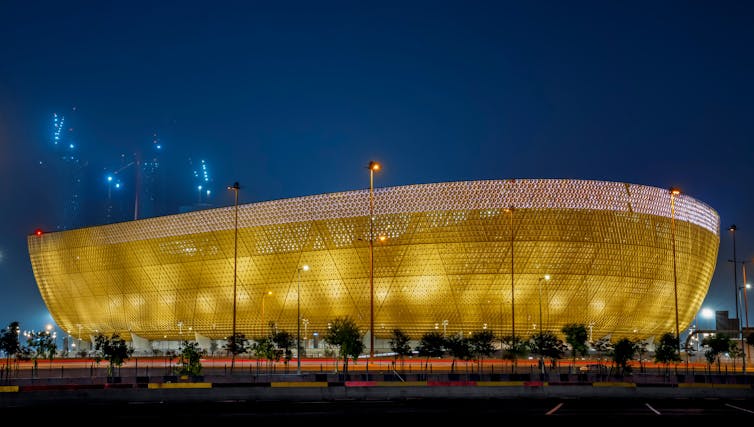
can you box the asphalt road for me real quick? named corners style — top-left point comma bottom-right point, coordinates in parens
top-left (2, 398), bottom-right (752, 420)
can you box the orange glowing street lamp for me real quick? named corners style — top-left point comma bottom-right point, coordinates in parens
top-left (670, 187), bottom-right (681, 350)
top-left (503, 206), bottom-right (515, 341)
top-left (227, 181), bottom-right (240, 372)
top-left (368, 160), bottom-right (380, 358)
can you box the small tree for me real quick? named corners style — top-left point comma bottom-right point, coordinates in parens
top-left (0, 322), bottom-right (22, 378)
top-left (445, 334), bottom-right (473, 372)
top-left (209, 341), bottom-right (218, 357)
top-left (93, 333), bottom-right (134, 377)
top-left (25, 330), bottom-right (57, 375)
top-left (703, 348), bottom-right (716, 373)
top-left (251, 336), bottom-right (278, 371)
top-left (224, 332), bottom-right (248, 372)
top-left (653, 332), bottom-right (681, 373)
top-left (611, 337), bottom-right (636, 376)
top-left (728, 341), bottom-right (744, 372)
top-left (469, 330), bottom-right (496, 371)
top-left (500, 335), bottom-right (527, 373)
top-left (561, 324), bottom-right (589, 371)
top-left (388, 329), bottom-right (412, 369)
top-left (416, 331), bottom-right (445, 372)
top-left (591, 336), bottom-right (614, 363)
top-left (635, 339), bottom-right (650, 373)
top-left (272, 330), bottom-right (295, 367)
top-left (528, 332), bottom-right (565, 372)
top-left (323, 317), bottom-right (364, 374)
top-left (176, 340), bottom-right (202, 377)
top-left (701, 333), bottom-right (731, 373)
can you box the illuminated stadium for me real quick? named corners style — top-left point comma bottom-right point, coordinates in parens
top-left (28, 179), bottom-right (719, 351)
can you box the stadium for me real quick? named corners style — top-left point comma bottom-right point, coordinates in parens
top-left (27, 179), bottom-right (719, 352)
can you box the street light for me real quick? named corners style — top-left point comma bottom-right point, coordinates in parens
top-left (537, 274), bottom-right (550, 377)
top-left (297, 264), bottom-right (310, 374)
top-left (503, 206), bottom-right (515, 342)
top-left (728, 225), bottom-right (743, 369)
top-left (227, 181), bottom-right (240, 372)
top-left (670, 188), bottom-right (681, 350)
top-left (741, 263), bottom-right (750, 372)
top-left (367, 160), bottom-right (380, 358)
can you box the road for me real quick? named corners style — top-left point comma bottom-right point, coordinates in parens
top-left (2, 398), bottom-right (752, 420)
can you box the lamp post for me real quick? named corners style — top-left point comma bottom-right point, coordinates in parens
top-left (538, 274), bottom-right (550, 377)
top-left (670, 188), bottom-right (681, 350)
top-left (367, 161), bottom-right (380, 358)
top-left (297, 264), bottom-right (309, 374)
top-left (728, 225), bottom-right (744, 370)
top-left (503, 206), bottom-right (515, 341)
top-left (227, 181), bottom-right (240, 371)
top-left (741, 262), bottom-right (749, 372)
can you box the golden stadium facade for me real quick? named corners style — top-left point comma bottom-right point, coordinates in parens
top-left (28, 179), bottom-right (719, 347)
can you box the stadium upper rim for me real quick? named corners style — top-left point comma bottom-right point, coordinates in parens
top-left (33, 179), bottom-right (720, 244)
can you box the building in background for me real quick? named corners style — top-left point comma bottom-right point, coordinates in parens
top-left (40, 110), bottom-right (87, 230)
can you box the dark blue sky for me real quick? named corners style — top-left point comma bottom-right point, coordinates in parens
top-left (1, 1), bottom-right (752, 331)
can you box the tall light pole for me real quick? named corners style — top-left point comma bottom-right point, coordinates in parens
top-left (729, 225), bottom-right (741, 322)
top-left (367, 161), bottom-right (380, 358)
top-left (227, 181), bottom-right (240, 371)
top-left (741, 263), bottom-right (750, 372)
top-left (297, 264), bottom-right (309, 374)
top-left (503, 206), bottom-right (515, 343)
top-left (538, 274), bottom-right (550, 377)
top-left (670, 188), bottom-right (681, 351)
top-left (728, 225), bottom-right (742, 365)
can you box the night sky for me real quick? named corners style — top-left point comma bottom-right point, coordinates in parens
top-left (1, 1), bottom-right (752, 333)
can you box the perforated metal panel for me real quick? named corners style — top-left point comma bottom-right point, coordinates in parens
top-left (28, 179), bottom-right (719, 343)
